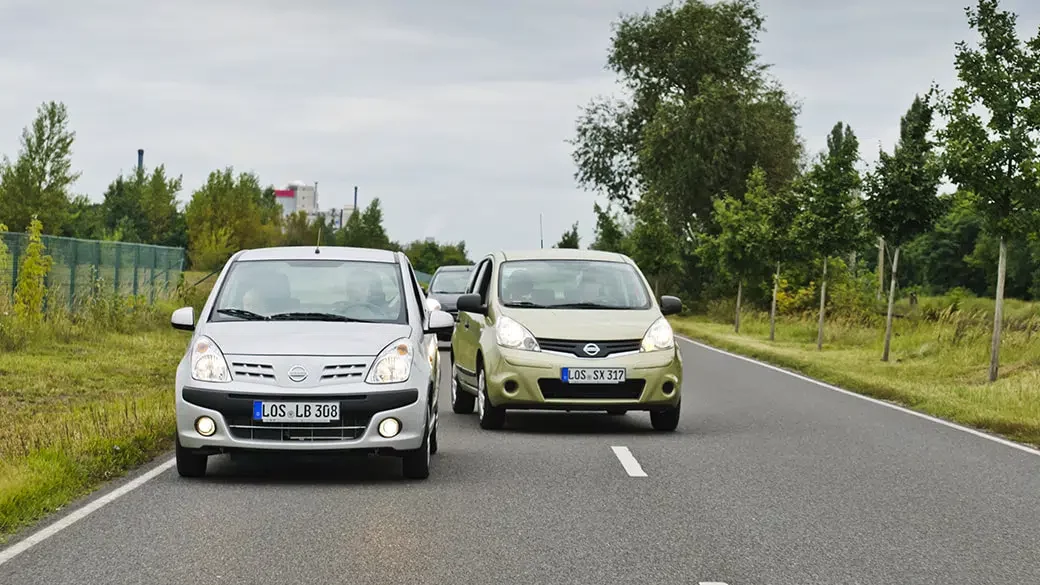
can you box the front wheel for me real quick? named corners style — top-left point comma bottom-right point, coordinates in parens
top-left (402, 417), bottom-right (432, 480)
top-left (175, 437), bottom-right (208, 478)
top-left (649, 401), bottom-right (681, 432)
top-left (476, 367), bottom-right (505, 430)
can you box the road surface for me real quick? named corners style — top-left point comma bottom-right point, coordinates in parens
top-left (1, 338), bottom-right (1038, 584)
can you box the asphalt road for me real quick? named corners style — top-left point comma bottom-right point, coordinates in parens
top-left (1, 338), bottom-right (1038, 585)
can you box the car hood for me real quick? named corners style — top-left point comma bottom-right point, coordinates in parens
top-left (429, 293), bottom-right (463, 310)
top-left (498, 307), bottom-right (660, 340)
top-left (200, 321), bottom-right (413, 356)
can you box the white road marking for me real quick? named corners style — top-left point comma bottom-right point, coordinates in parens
top-left (699, 582), bottom-right (729, 585)
top-left (678, 336), bottom-right (1040, 458)
top-left (611, 446), bottom-right (648, 477)
top-left (0, 457), bottom-right (176, 567)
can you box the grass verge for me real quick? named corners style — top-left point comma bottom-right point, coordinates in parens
top-left (670, 312), bottom-right (1040, 449)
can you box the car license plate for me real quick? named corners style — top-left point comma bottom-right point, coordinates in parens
top-left (561, 367), bottom-right (626, 384)
top-left (252, 401), bottom-right (340, 423)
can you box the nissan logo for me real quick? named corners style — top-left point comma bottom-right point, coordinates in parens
top-left (583, 343), bottom-right (601, 356)
top-left (287, 365), bottom-right (308, 382)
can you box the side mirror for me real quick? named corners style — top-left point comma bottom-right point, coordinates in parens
top-left (659, 295), bottom-right (682, 316)
top-left (171, 306), bottom-right (196, 331)
top-left (425, 310), bottom-right (455, 335)
top-left (425, 297), bottom-right (442, 313)
top-left (456, 293), bottom-right (487, 315)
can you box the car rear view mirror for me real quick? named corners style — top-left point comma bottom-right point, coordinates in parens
top-left (425, 297), bottom-right (442, 312)
top-left (171, 306), bottom-right (196, 331)
top-left (426, 310), bottom-right (455, 335)
top-left (659, 295), bottom-right (682, 316)
top-left (456, 293), bottom-right (486, 315)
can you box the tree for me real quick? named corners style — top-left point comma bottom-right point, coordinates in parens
top-left (554, 222), bottom-right (581, 249)
top-left (13, 216), bottom-right (53, 324)
top-left (865, 94), bottom-right (944, 362)
top-left (62, 195), bottom-right (105, 240)
top-left (626, 195), bottom-right (680, 294)
top-left (337, 199), bottom-right (397, 250)
top-left (698, 167), bottom-right (773, 332)
top-left (570, 0), bottom-right (803, 238)
top-left (793, 121), bottom-right (863, 350)
top-left (402, 239), bottom-right (471, 274)
top-left (0, 101), bottom-right (80, 234)
top-left (590, 203), bottom-right (629, 253)
top-left (936, 0), bottom-right (1040, 381)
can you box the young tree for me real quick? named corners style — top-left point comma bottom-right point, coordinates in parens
top-left (626, 195), bottom-right (680, 294)
top-left (698, 167), bottom-right (772, 332)
top-left (554, 222), bottom-right (581, 249)
top-left (937, 0), bottom-right (1040, 381)
top-left (0, 101), bottom-right (80, 234)
top-left (865, 94), bottom-right (944, 362)
top-left (794, 121), bottom-right (863, 350)
top-left (184, 168), bottom-right (282, 269)
top-left (590, 203), bottom-right (629, 253)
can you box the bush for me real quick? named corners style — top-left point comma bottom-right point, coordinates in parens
top-left (13, 216), bottom-right (53, 326)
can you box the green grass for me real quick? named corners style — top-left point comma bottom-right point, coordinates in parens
top-left (670, 305), bottom-right (1040, 449)
top-left (0, 308), bottom-right (188, 542)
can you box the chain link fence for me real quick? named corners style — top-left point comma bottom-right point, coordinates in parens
top-left (0, 232), bottom-right (186, 311)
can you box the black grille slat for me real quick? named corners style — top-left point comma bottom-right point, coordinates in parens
top-left (231, 362), bottom-right (276, 380)
top-left (226, 414), bottom-right (371, 441)
top-left (320, 362), bottom-right (368, 381)
top-left (535, 338), bottom-right (641, 358)
top-left (537, 379), bottom-right (645, 400)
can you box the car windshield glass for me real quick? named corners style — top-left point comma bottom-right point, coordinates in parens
top-left (497, 259), bottom-right (651, 309)
top-left (429, 269), bottom-right (472, 293)
top-left (211, 259), bottom-right (407, 324)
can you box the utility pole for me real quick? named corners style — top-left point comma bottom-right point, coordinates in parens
top-left (539, 213), bottom-right (544, 249)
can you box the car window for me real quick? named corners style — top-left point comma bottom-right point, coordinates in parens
top-left (429, 269), bottom-right (473, 294)
top-left (468, 260), bottom-right (488, 295)
top-left (476, 259), bottom-right (493, 303)
top-left (496, 259), bottom-right (651, 310)
top-left (211, 259), bottom-right (407, 323)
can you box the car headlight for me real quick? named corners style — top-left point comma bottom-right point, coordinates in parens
top-left (191, 335), bottom-right (231, 382)
top-left (640, 317), bottom-right (675, 352)
top-left (495, 315), bottom-right (540, 351)
top-left (366, 338), bottom-right (413, 384)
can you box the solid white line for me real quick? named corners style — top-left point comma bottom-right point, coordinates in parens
top-left (611, 446), bottom-right (648, 477)
top-left (677, 336), bottom-right (1040, 458)
top-left (0, 457), bottom-right (176, 567)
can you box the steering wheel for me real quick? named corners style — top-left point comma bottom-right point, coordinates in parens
top-left (332, 301), bottom-right (385, 316)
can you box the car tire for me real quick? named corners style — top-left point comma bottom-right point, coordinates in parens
top-left (450, 362), bottom-right (475, 414)
top-left (476, 367), bottom-right (505, 430)
top-left (402, 416), bottom-right (432, 480)
top-left (429, 420), bottom-right (439, 455)
top-left (175, 437), bottom-right (208, 478)
top-left (649, 401), bottom-right (681, 432)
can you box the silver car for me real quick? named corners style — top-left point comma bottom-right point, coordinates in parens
top-left (169, 246), bottom-right (455, 480)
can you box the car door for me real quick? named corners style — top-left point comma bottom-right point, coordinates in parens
top-left (403, 259), bottom-right (439, 406)
top-left (454, 256), bottom-right (491, 387)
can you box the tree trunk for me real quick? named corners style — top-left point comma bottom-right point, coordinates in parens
top-left (877, 237), bottom-right (885, 301)
top-left (816, 257), bottom-right (828, 351)
top-left (988, 236), bottom-right (1007, 382)
top-left (734, 280), bottom-right (743, 334)
top-left (882, 246), bottom-right (900, 362)
top-left (770, 261), bottom-right (780, 341)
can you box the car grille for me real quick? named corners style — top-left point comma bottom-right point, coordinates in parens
top-left (225, 413), bottom-right (371, 442)
top-left (535, 338), bottom-right (642, 358)
top-left (231, 361), bottom-right (276, 380)
top-left (320, 361), bottom-right (368, 382)
top-left (537, 379), bottom-right (645, 400)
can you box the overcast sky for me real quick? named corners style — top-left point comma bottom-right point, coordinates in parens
top-left (1, 0), bottom-right (1038, 259)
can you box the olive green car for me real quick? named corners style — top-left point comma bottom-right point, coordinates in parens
top-left (448, 249), bottom-right (683, 431)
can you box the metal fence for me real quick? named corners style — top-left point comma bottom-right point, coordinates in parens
top-left (0, 232), bottom-right (186, 311)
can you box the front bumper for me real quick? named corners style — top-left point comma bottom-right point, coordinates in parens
top-left (482, 345), bottom-right (682, 410)
top-left (176, 386), bottom-right (426, 453)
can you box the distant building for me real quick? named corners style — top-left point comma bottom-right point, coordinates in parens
top-left (275, 180), bottom-right (356, 230)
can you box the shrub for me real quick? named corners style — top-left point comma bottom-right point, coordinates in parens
top-left (13, 216), bottom-right (53, 325)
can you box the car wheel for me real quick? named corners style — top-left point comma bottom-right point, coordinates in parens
top-left (450, 362), bottom-right (475, 414)
top-left (476, 367), bottom-right (505, 430)
top-left (649, 400), bottom-right (681, 432)
top-left (402, 415), bottom-right (432, 480)
top-left (175, 437), bottom-right (208, 478)
top-left (429, 415), bottom-right (439, 455)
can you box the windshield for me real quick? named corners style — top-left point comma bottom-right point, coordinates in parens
top-left (429, 269), bottom-right (473, 294)
top-left (497, 259), bottom-right (651, 310)
top-left (210, 259), bottom-right (407, 324)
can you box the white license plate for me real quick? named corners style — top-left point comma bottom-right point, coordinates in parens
top-left (252, 401), bottom-right (340, 423)
top-left (561, 367), bottom-right (626, 384)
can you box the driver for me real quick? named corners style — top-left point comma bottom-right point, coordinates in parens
top-left (504, 269), bottom-right (534, 302)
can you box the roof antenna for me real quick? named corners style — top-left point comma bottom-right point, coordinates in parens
top-left (315, 225), bottom-right (322, 254)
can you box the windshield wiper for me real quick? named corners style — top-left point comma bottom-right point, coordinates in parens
top-left (548, 302), bottom-right (626, 310)
top-left (502, 300), bottom-right (549, 308)
top-left (217, 308), bottom-right (270, 320)
top-left (267, 312), bottom-right (375, 323)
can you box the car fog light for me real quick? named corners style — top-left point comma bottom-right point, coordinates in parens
top-left (378, 417), bottom-right (401, 438)
top-left (195, 416), bottom-right (216, 437)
